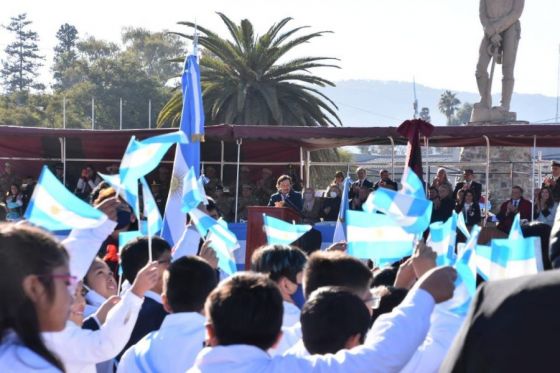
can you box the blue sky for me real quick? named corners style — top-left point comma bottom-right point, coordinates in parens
top-left (1, 0), bottom-right (559, 96)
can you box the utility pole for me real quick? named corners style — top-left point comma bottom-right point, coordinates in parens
top-left (413, 77), bottom-right (419, 119)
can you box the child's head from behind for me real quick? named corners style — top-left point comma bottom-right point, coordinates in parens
top-left (205, 272), bottom-right (283, 350)
top-left (163, 256), bottom-right (218, 314)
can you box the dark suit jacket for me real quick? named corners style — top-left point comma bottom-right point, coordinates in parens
top-left (453, 181), bottom-right (482, 203)
top-left (542, 179), bottom-right (560, 203)
top-left (373, 178), bottom-right (398, 191)
top-left (456, 202), bottom-right (481, 226)
top-left (441, 270), bottom-right (560, 373)
top-left (268, 190), bottom-right (303, 212)
top-left (118, 296), bottom-right (167, 360)
top-left (496, 198), bottom-right (532, 233)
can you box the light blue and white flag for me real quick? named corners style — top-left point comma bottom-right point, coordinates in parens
top-left (98, 172), bottom-right (140, 219)
top-left (442, 225), bottom-right (479, 316)
top-left (363, 168), bottom-right (432, 234)
top-left (346, 210), bottom-right (415, 266)
top-left (198, 176), bottom-right (209, 205)
top-left (25, 166), bottom-right (108, 231)
top-left (181, 167), bottom-right (205, 213)
top-left (263, 214), bottom-right (312, 246)
top-left (476, 236), bottom-right (540, 281)
top-left (119, 230), bottom-right (144, 252)
top-left (508, 213), bottom-right (524, 240)
top-left (333, 176), bottom-right (352, 242)
top-left (189, 208), bottom-right (238, 276)
top-left (140, 177), bottom-right (163, 236)
top-left (427, 212), bottom-right (457, 266)
top-left (161, 53), bottom-right (205, 246)
top-left (456, 210), bottom-right (470, 240)
top-left (119, 131), bottom-right (188, 186)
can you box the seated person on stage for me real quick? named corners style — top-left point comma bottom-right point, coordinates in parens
top-left (301, 187), bottom-right (323, 224)
top-left (534, 187), bottom-right (557, 227)
top-left (298, 287), bottom-right (371, 356)
top-left (119, 256), bottom-right (218, 373)
top-left (251, 245), bottom-right (307, 328)
top-left (268, 174), bottom-right (303, 212)
top-left (374, 169), bottom-right (398, 191)
top-left (188, 268), bottom-right (456, 373)
top-left (118, 236), bottom-right (172, 358)
top-left (497, 185), bottom-right (532, 233)
top-left (453, 169), bottom-right (482, 203)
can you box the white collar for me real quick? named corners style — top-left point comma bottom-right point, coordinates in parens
top-left (144, 290), bottom-right (163, 304)
top-left (160, 312), bottom-right (205, 330)
top-left (85, 289), bottom-right (106, 308)
top-left (194, 344), bottom-right (270, 367)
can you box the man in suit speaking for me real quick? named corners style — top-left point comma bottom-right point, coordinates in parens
top-left (268, 174), bottom-right (303, 212)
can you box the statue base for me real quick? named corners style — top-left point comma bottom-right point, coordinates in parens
top-left (470, 103), bottom-right (517, 123)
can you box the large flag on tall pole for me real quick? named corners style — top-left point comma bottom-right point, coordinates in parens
top-left (161, 37), bottom-right (205, 246)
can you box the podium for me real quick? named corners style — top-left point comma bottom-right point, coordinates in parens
top-left (245, 206), bottom-right (301, 269)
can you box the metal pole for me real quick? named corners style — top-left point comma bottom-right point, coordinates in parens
top-left (299, 147), bottom-right (304, 183)
top-left (538, 151), bottom-right (543, 185)
top-left (424, 136), bottom-right (430, 194)
top-left (531, 135), bottom-right (536, 220)
top-left (234, 139), bottom-right (242, 222)
top-left (119, 98), bottom-right (123, 130)
top-left (91, 97), bottom-right (95, 130)
top-left (388, 136), bottom-right (395, 177)
top-left (306, 150), bottom-right (311, 188)
top-left (483, 135), bottom-right (490, 226)
top-left (148, 99), bottom-right (152, 129)
top-left (220, 140), bottom-right (225, 182)
top-left (63, 97), bottom-right (66, 129)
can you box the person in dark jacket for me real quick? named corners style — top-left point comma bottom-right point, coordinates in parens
top-left (268, 174), bottom-right (303, 212)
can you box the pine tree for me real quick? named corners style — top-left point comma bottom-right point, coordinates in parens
top-left (1, 13), bottom-right (45, 93)
top-left (52, 23), bottom-right (79, 90)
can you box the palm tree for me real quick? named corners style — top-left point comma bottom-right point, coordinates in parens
top-left (438, 90), bottom-right (461, 126)
top-left (157, 13), bottom-right (341, 127)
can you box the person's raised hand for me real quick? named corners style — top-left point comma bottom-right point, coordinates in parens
top-left (199, 240), bottom-right (219, 270)
top-left (411, 240), bottom-right (437, 279)
top-left (415, 266), bottom-right (457, 304)
top-left (326, 241), bottom-right (347, 252)
top-left (394, 258), bottom-right (416, 289)
top-left (94, 196), bottom-right (120, 222)
top-left (94, 295), bottom-right (121, 325)
top-left (130, 262), bottom-right (160, 298)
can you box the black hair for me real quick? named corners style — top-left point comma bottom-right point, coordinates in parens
top-left (372, 266), bottom-right (398, 287)
top-left (120, 236), bottom-right (171, 283)
top-left (165, 256), bottom-right (218, 313)
top-left (301, 287), bottom-right (371, 355)
top-left (206, 272), bottom-right (283, 350)
top-left (513, 185), bottom-right (524, 194)
top-left (0, 223), bottom-right (67, 371)
top-left (370, 286), bottom-right (409, 326)
top-left (251, 244), bottom-right (307, 284)
top-left (303, 251), bottom-right (373, 299)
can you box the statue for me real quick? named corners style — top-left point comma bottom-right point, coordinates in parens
top-left (471, 0), bottom-right (524, 122)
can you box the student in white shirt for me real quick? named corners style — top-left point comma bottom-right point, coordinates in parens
top-left (189, 268), bottom-right (456, 373)
top-left (0, 224), bottom-right (73, 372)
top-left (251, 245), bottom-right (307, 327)
top-left (118, 255), bottom-right (218, 372)
top-left (42, 262), bottom-right (160, 373)
top-left (83, 258), bottom-right (119, 318)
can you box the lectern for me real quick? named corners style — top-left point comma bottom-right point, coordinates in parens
top-left (245, 206), bottom-right (301, 269)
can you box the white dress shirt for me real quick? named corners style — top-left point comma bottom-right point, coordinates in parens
top-left (43, 291), bottom-right (143, 373)
top-left (188, 288), bottom-right (435, 373)
top-left (118, 312), bottom-right (206, 373)
top-left (0, 332), bottom-right (61, 372)
top-left (282, 301), bottom-right (301, 328)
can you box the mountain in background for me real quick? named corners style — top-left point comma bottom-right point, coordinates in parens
top-left (321, 80), bottom-right (559, 127)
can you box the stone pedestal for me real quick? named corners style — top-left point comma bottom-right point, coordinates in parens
top-left (459, 122), bottom-right (532, 213)
top-left (470, 104), bottom-right (517, 123)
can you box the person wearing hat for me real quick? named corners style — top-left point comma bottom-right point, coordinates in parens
top-left (215, 185), bottom-right (234, 221)
top-left (237, 184), bottom-right (258, 221)
top-left (0, 162), bottom-right (22, 198)
top-left (453, 169), bottom-right (482, 203)
top-left (542, 160), bottom-right (560, 203)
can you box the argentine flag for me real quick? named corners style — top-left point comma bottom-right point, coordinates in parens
top-left (98, 172), bottom-right (140, 219)
top-left (161, 53), bottom-right (205, 246)
top-left (441, 225), bottom-right (479, 316)
top-left (25, 166), bottom-right (108, 231)
top-left (140, 177), bottom-right (163, 236)
top-left (346, 210), bottom-right (414, 266)
top-left (363, 168), bottom-right (432, 234)
top-left (181, 167), bottom-right (205, 213)
top-left (119, 131), bottom-right (187, 186)
top-left (263, 215), bottom-right (312, 246)
top-left (189, 209), bottom-right (238, 276)
top-left (427, 212), bottom-right (457, 266)
top-left (456, 210), bottom-right (470, 239)
top-left (333, 176), bottom-right (352, 242)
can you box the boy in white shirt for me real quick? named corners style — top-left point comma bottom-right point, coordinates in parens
top-left (118, 256), bottom-right (218, 372)
top-left (189, 267), bottom-right (456, 373)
